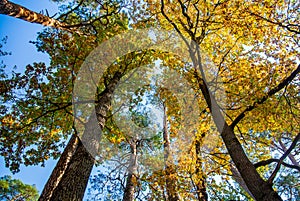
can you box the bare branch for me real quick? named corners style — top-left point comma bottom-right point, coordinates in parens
top-left (278, 137), bottom-right (300, 167)
top-left (254, 158), bottom-right (300, 172)
top-left (268, 133), bottom-right (300, 184)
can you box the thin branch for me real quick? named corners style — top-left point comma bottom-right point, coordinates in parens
top-left (254, 158), bottom-right (300, 172)
top-left (278, 137), bottom-right (300, 167)
top-left (160, 0), bottom-right (191, 48)
top-left (248, 11), bottom-right (300, 35)
top-left (56, 0), bottom-right (85, 21)
top-left (268, 133), bottom-right (300, 184)
top-left (230, 64), bottom-right (300, 128)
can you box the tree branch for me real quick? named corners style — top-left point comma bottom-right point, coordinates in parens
top-left (268, 133), bottom-right (300, 184)
top-left (230, 64), bottom-right (300, 128)
top-left (0, 0), bottom-right (82, 34)
top-left (248, 11), bottom-right (300, 35)
top-left (278, 137), bottom-right (300, 167)
top-left (254, 158), bottom-right (300, 172)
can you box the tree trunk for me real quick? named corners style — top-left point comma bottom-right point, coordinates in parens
top-left (40, 72), bottom-right (123, 200)
top-left (163, 105), bottom-right (180, 201)
top-left (230, 165), bottom-right (254, 199)
top-left (0, 0), bottom-right (67, 29)
top-left (195, 138), bottom-right (208, 201)
top-left (122, 139), bottom-right (138, 201)
top-left (49, 141), bottom-right (94, 201)
top-left (39, 134), bottom-right (79, 201)
top-left (196, 70), bottom-right (282, 200)
top-left (220, 124), bottom-right (282, 201)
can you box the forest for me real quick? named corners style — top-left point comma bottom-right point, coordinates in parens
top-left (0, 0), bottom-right (299, 200)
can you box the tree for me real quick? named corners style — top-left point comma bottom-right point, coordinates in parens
top-left (0, 0), bottom-right (131, 200)
top-left (146, 0), bottom-right (299, 200)
top-left (0, 175), bottom-right (39, 201)
top-left (1, 0), bottom-right (299, 200)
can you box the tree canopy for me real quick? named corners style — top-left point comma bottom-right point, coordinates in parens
top-left (0, 175), bottom-right (39, 201)
top-left (0, 0), bottom-right (299, 200)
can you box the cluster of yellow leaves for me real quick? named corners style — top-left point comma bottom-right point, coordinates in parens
top-left (133, 0), bottom-right (299, 198)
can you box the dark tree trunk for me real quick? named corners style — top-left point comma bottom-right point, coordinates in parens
top-left (163, 105), bottom-right (180, 201)
top-left (49, 141), bottom-right (94, 201)
top-left (195, 139), bottom-right (208, 201)
top-left (196, 72), bottom-right (283, 201)
top-left (220, 124), bottom-right (282, 201)
top-left (39, 134), bottom-right (79, 201)
top-left (40, 72), bottom-right (123, 201)
top-left (230, 165), bottom-right (254, 198)
top-left (122, 139), bottom-right (138, 201)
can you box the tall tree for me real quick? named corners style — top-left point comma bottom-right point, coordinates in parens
top-left (162, 104), bottom-right (180, 201)
top-left (1, 0), bottom-right (299, 200)
top-left (122, 138), bottom-right (138, 201)
top-left (146, 0), bottom-right (299, 200)
top-left (1, 1), bottom-right (130, 200)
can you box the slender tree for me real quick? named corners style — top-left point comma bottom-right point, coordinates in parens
top-left (146, 0), bottom-right (299, 200)
top-left (122, 138), bottom-right (138, 201)
top-left (162, 103), bottom-right (180, 201)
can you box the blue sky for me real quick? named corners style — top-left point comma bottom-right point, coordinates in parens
top-left (0, 0), bottom-right (60, 193)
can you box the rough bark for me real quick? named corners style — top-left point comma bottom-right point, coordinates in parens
top-left (195, 139), bottom-right (208, 201)
top-left (0, 0), bottom-right (68, 29)
top-left (122, 139), bottom-right (138, 201)
top-left (198, 79), bottom-right (283, 201)
top-left (163, 105), bottom-right (180, 201)
top-left (49, 141), bottom-right (94, 201)
top-left (40, 72), bottom-right (123, 201)
top-left (39, 134), bottom-right (79, 201)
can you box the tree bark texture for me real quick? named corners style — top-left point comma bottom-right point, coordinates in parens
top-left (40, 72), bottom-right (123, 201)
top-left (0, 0), bottom-right (67, 29)
top-left (39, 134), bottom-right (79, 201)
top-left (49, 140), bottom-right (94, 201)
